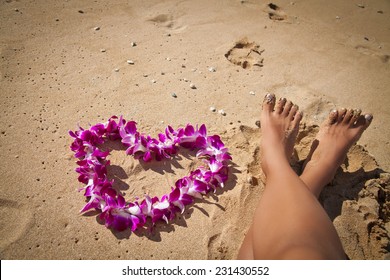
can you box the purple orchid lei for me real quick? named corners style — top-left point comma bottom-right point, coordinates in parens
top-left (69, 116), bottom-right (231, 232)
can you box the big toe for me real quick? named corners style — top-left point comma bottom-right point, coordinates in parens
top-left (262, 93), bottom-right (276, 113)
top-left (354, 113), bottom-right (373, 130)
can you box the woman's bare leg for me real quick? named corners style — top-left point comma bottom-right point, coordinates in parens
top-left (237, 94), bottom-right (372, 259)
top-left (238, 95), bottom-right (301, 259)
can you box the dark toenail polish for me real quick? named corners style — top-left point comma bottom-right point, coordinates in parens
top-left (364, 114), bottom-right (373, 122)
top-left (265, 93), bottom-right (275, 104)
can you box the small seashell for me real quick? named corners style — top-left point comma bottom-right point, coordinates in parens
top-left (166, 57), bottom-right (171, 61)
top-left (247, 176), bottom-right (258, 185)
top-left (209, 106), bottom-right (216, 112)
top-left (190, 83), bottom-right (196, 89)
top-left (218, 109), bottom-right (226, 116)
top-left (100, 48), bottom-right (106, 52)
top-left (127, 60), bottom-right (134, 65)
top-left (357, 4), bottom-right (365, 8)
top-left (171, 93), bottom-right (177, 98)
top-left (183, 78), bottom-right (189, 82)
top-left (151, 79), bottom-right (156, 83)
top-left (208, 67), bottom-right (216, 72)
top-left (114, 68), bottom-right (119, 72)
top-left (191, 68), bottom-right (197, 72)
top-left (143, 74), bottom-right (148, 77)
top-left (249, 91), bottom-right (255, 95)
top-left (335, 16), bottom-right (340, 20)
top-left (130, 42), bottom-right (137, 47)
top-left (94, 26), bottom-right (100, 31)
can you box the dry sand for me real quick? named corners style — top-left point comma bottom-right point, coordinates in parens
top-left (0, 0), bottom-right (389, 260)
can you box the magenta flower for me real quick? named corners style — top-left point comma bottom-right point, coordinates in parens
top-left (69, 116), bottom-right (231, 232)
top-left (179, 124), bottom-right (207, 149)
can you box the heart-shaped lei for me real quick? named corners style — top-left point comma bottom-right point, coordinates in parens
top-left (69, 116), bottom-right (231, 232)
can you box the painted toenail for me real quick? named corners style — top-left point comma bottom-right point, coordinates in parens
top-left (264, 93), bottom-right (275, 104)
top-left (364, 114), bottom-right (373, 122)
top-left (353, 109), bottom-right (361, 117)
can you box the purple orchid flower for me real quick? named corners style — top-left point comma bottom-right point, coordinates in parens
top-left (70, 116), bottom-right (231, 232)
top-left (179, 124), bottom-right (207, 149)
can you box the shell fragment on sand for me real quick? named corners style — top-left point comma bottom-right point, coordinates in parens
top-left (218, 109), bottom-right (226, 116)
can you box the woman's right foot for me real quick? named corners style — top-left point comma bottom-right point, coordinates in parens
top-left (300, 108), bottom-right (373, 197)
top-left (260, 93), bottom-right (302, 177)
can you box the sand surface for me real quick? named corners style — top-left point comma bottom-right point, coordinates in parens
top-left (0, 0), bottom-right (389, 260)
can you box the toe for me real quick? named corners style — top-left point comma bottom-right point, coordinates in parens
top-left (282, 100), bottom-right (293, 116)
top-left (342, 108), bottom-right (354, 124)
top-left (288, 104), bottom-right (299, 120)
top-left (364, 113), bottom-right (373, 125)
top-left (263, 93), bottom-right (276, 113)
top-left (360, 113), bottom-right (373, 128)
top-left (275, 97), bottom-right (287, 114)
top-left (337, 108), bottom-right (347, 123)
top-left (291, 111), bottom-right (303, 130)
top-left (353, 113), bottom-right (373, 133)
top-left (327, 109), bottom-right (338, 125)
top-left (349, 109), bottom-right (362, 126)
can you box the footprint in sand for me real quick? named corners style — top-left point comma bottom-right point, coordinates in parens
top-left (205, 125), bottom-right (263, 259)
top-left (333, 173), bottom-right (390, 259)
top-left (265, 3), bottom-right (287, 21)
top-left (224, 38), bottom-right (264, 69)
top-left (206, 232), bottom-right (232, 260)
top-left (147, 13), bottom-right (187, 33)
top-left (355, 45), bottom-right (390, 63)
top-left (0, 198), bottom-right (33, 250)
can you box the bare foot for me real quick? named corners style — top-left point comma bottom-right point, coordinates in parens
top-left (300, 108), bottom-right (373, 197)
top-left (260, 93), bottom-right (302, 177)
